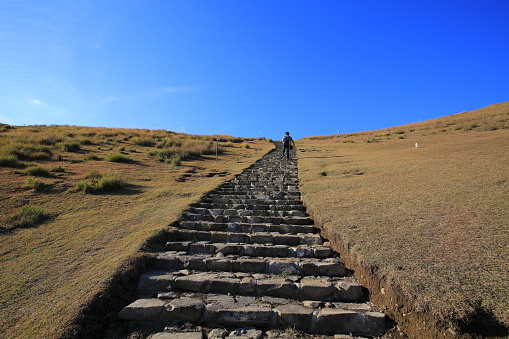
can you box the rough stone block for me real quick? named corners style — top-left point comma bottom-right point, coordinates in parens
top-left (165, 241), bottom-right (192, 251)
top-left (313, 309), bottom-right (385, 337)
top-left (172, 273), bottom-right (212, 292)
top-left (150, 332), bottom-right (203, 339)
top-left (232, 259), bottom-right (267, 273)
top-left (118, 298), bottom-right (165, 321)
top-left (337, 281), bottom-right (364, 302)
top-left (256, 278), bottom-right (298, 298)
top-left (299, 234), bottom-right (323, 245)
top-left (249, 234), bottom-right (274, 244)
top-left (273, 234), bottom-right (300, 246)
top-left (209, 277), bottom-right (240, 294)
top-left (204, 258), bottom-right (232, 271)
top-left (267, 260), bottom-right (301, 276)
top-left (299, 278), bottom-right (334, 300)
top-left (276, 304), bottom-right (314, 331)
top-left (163, 297), bottom-right (205, 322)
top-left (137, 272), bottom-right (174, 296)
top-left (302, 261), bottom-right (347, 277)
top-left (203, 305), bottom-right (275, 327)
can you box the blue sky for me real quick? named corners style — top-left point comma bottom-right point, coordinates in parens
top-left (1, 1), bottom-right (508, 140)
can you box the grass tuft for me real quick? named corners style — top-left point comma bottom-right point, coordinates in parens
top-left (106, 153), bottom-right (133, 163)
top-left (25, 165), bottom-right (51, 177)
top-left (1, 205), bottom-right (49, 232)
top-left (0, 155), bottom-right (24, 168)
top-left (25, 177), bottom-right (48, 191)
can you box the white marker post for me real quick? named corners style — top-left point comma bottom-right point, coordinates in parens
top-left (216, 137), bottom-right (220, 163)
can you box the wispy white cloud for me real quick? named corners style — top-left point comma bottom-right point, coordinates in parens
top-left (33, 99), bottom-right (42, 105)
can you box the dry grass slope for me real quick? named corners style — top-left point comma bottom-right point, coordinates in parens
top-left (298, 101), bottom-right (509, 337)
top-left (0, 125), bottom-right (273, 339)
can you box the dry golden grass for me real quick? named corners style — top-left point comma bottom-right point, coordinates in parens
top-left (298, 102), bottom-right (509, 331)
top-left (0, 125), bottom-right (273, 339)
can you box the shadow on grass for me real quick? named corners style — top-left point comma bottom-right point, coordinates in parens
top-left (461, 307), bottom-right (509, 337)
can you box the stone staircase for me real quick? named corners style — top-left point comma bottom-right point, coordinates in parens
top-left (118, 143), bottom-right (385, 338)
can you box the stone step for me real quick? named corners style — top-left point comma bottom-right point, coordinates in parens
top-left (189, 207), bottom-right (308, 218)
top-left (176, 221), bottom-right (318, 234)
top-left (119, 295), bottom-right (384, 336)
top-left (152, 253), bottom-right (349, 277)
top-left (117, 144), bottom-right (386, 337)
top-left (137, 271), bottom-right (365, 302)
top-left (169, 229), bottom-right (322, 246)
top-left (165, 241), bottom-right (331, 259)
top-left (189, 202), bottom-right (306, 212)
top-left (204, 193), bottom-right (301, 201)
top-left (200, 198), bottom-right (302, 206)
top-left (181, 213), bottom-right (313, 225)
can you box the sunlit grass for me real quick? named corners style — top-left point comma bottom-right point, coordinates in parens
top-left (298, 101), bottom-right (509, 330)
top-left (0, 123), bottom-right (274, 338)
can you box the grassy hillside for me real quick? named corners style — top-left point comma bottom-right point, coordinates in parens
top-left (0, 125), bottom-right (273, 339)
top-left (297, 102), bottom-right (509, 337)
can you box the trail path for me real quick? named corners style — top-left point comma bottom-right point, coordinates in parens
top-left (118, 143), bottom-right (386, 338)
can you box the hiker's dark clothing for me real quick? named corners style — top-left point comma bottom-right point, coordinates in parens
top-left (282, 135), bottom-right (293, 159)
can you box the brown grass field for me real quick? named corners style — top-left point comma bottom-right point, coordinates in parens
top-left (297, 101), bottom-right (509, 338)
top-left (0, 125), bottom-right (273, 339)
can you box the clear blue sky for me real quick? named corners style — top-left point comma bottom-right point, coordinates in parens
top-left (1, 1), bottom-right (508, 140)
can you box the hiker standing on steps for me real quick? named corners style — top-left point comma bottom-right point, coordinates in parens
top-left (281, 131), bottom-right (296, 159)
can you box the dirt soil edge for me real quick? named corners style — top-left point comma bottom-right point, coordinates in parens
top-left (301, 197), bottom-right (479, 339)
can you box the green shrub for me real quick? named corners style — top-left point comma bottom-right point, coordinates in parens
top-left (0, 155), bottom-right (24, 168)
top-left (132, 137), bottom-right (155, 147)
top-left (86, 169), bottom-right (102, 181)
top-left (1, 205), bottom-right (48, 232)
top-left (61, 142), bottom-right (81, 152)
top-left (241, 143), bottom-right (250, 149)
top-left (77, 171), bottom-right (124, 193)
top-left (26, 177), bottom-right (47, 191)
top-left (96, 173), bottom-right (124, 191)
top-left (106, 153), bottom-right (133, 163)
top-left (167, 155), bottom-right (182, 166)
top-left (25, 166), bottom-right (51, 176)
top-left (75, 181), bottom-right (93, 193)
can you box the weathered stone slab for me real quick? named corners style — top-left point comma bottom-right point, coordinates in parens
top-left (226, 327), bottom-right (263, 338)
top-left (172, 273), bottom-right (213, 292)
top-left (267, 260), bottom-right (301, 275)
top-left (118, 298), bottom-right (165, 321)
top-left (312, 309), bottom-right (385, 337)
top-left (166, 241), bottom-right (192, 251)
top-left (302, 261), bottom-right (347, 277)
top-left (276, 304), bottom-right (314, 331)
top-left (336, 281), bottom-right (364, 302)
top-left (150, 332), bottom-right (203, 339)
top-left (299, 278), bottom-right (334, 300)
top-left (232, 258), bottom-right (267, 273)
top-left (209, 277), bottom-right (241, 294)
top-left (256, 278), bottom-right (298, 298)
top-left (137, 271), bottom-right (174, 296)
top-left (204, 257), bottom-right (232, 271)
top-left (203, 305), bottom-right (275, 327)
top-left (163, 297), bottom-right (205, 322)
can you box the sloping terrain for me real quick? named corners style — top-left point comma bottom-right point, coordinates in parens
top-left (297, 102), bottom-right (509, 338)
top-left (0, 125), bottom-right (273, 339)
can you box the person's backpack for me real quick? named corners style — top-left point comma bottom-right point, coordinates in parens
top-left (283, 136), bottom-right (292, 148)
